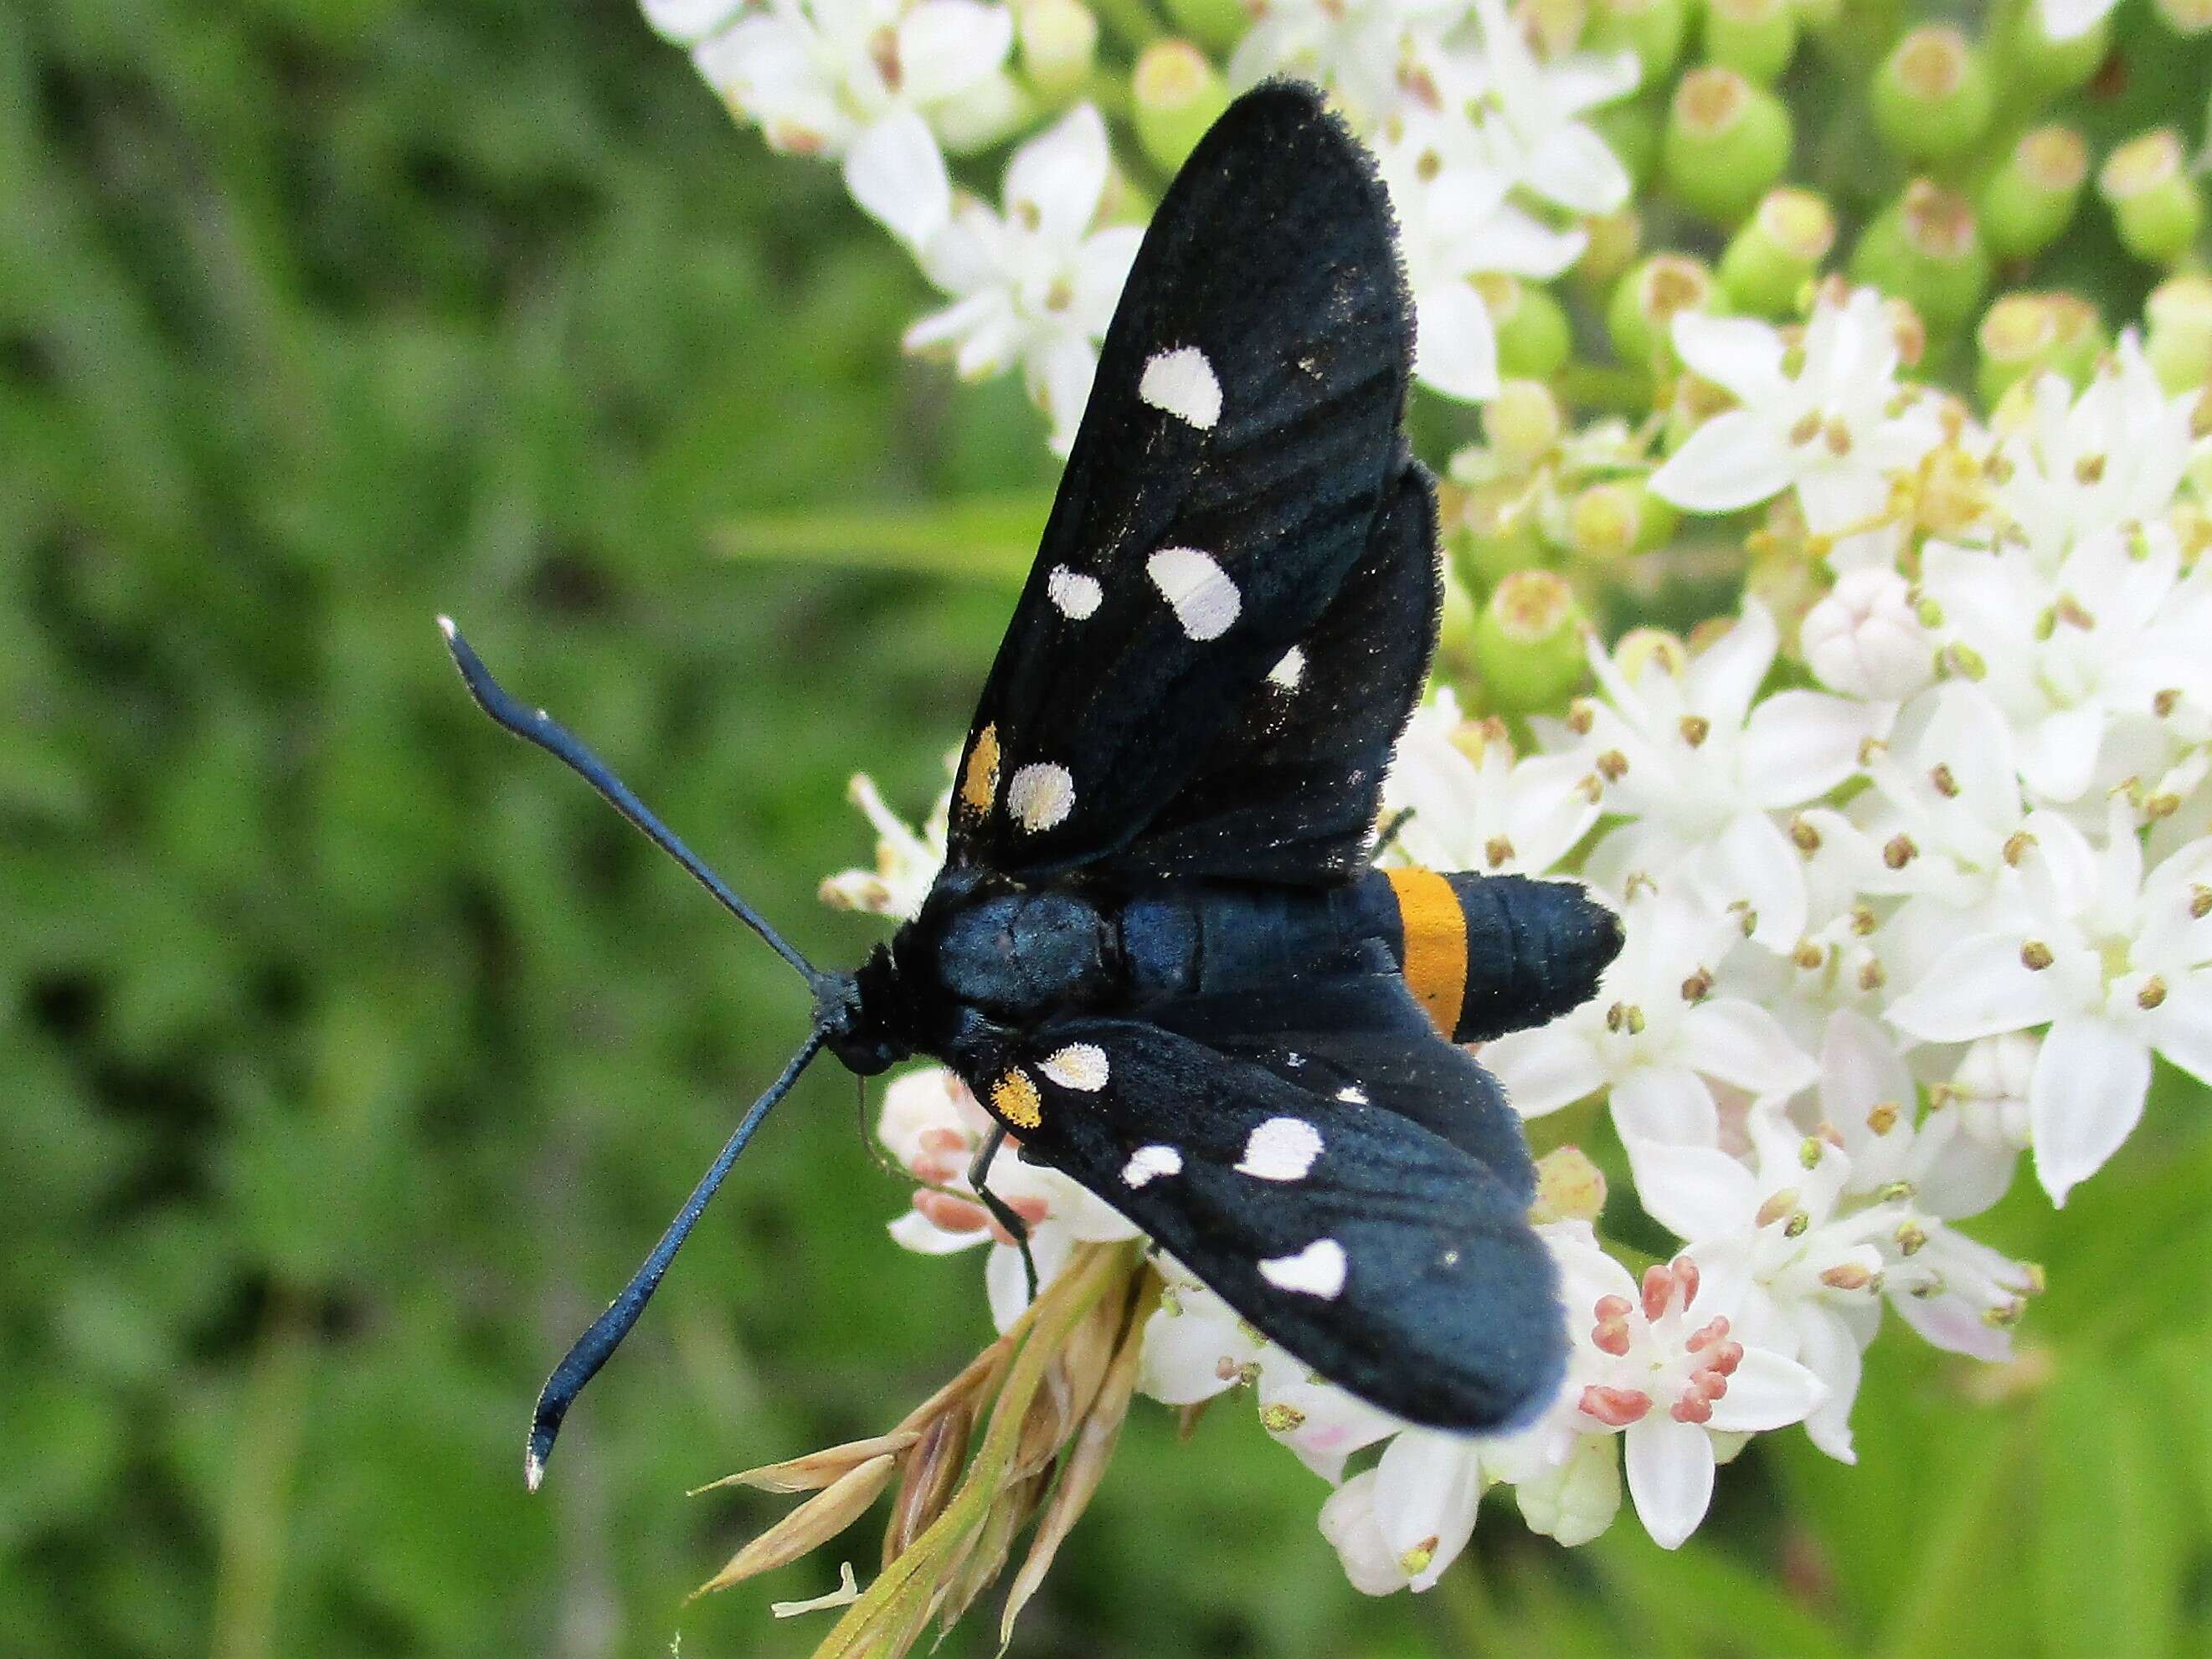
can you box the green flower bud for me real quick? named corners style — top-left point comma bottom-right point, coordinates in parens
top-left (1485, 378), bottom-right (1566, 469)
top-left (1991, 0), bottom-right (2111, 95)
top-left (1442, 480), bottom-right (1547, 592)
top-left (1017, 0), bottom-right (1098, 98)
top-left (2042, 293), bottom-right (2107, 385)
top-left (1849, 181), bottom-right (1992, 337)
top-left (1586, 0), bottom-right (1692, 80)
top-left (1474, 570), bottom-right (1587, 710)
top-left (1608, 254), bottom-right (1720, 372)
top-left (1564, 480), bottom-right (1679, 561)
top-left (1978, 125), bottom-right (2089, 261)
top-left (1976, 293), bottom-right (2065, 408)
top-left (1872, 26), bottom-right (1994, 164)
top-left (2100, 130), bottom-right (2206, 268)
top-left (2147, 274), bottom-right (2212, 392)
top-left (1160, 0), bottom-right (1247, 53)
top-left (1664, 67), bottom-right (1793, 227)
top-left (1591, 95), bottom-right (1664, 191)
top-left (1437, 552), bottom-right (1481, 670)
top-left (1718, 187), bottom-right (1837, 316)
top-left (1792, 0), bottom-right (1843, 27)
top-left (1704, 0), bottom-right (1799, 82)
top-left (1479, 275), bottom-right (1574, 379)
top-left (1576, 208), bottom-right (1645, 295)
top-left (1132, 40), bottom-right (1230, 172)
top-left (2155, 0), bottom-right (2212, 33)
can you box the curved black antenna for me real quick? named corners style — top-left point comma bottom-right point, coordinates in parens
top-left (527, 1032), bottom-right (824, 1491)
top-left (437, 616), bottom-right (821, 988)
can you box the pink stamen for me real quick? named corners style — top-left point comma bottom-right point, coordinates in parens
top-left (1693, 1369), bottom-right (1729, 1402)
top-left (1579, 1384), bottom-right (1652, 1426)
top-left (1672, 1256), bottom-right (1701, 1308)
top-left (913, 1190), bottom-right (990, 1233)
top-left (1640, 1264), bottom-right (1674, 1322)
top-left (1685, 1315), bottom-right (1731, 1353)
top-left (1670, 1395), bottom-right (1715, 1425)
top-left (1710, 1341), bottom-right (1743, 1376)
top-left (1591, 1293), bottom-right (1633, 1355)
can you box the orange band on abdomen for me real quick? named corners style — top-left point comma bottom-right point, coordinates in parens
top-left (1386, 866), bottom-right (1469, 1038)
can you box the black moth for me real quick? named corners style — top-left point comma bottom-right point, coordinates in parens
top-left (442, 80), bottom-right (1623, 1492)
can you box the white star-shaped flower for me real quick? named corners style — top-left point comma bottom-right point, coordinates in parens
top-left (901, 103), bottom-right (1144, 454)
top-left (1651, 287), bottom-right (1944, 537)
top-left (1381, 690), bottom-right (1602, 877)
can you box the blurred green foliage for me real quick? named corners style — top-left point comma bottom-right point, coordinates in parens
top-left (5, 3), bottom-right (2210, 1657)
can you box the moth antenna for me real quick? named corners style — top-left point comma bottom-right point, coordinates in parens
top-left (438, 617), bottom-right (822, 989)
top-left (526, 1033), bottom-right (824, 1491)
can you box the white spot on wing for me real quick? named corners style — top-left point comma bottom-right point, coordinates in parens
top-left (1047, 566), bottom-right (1102, 619)
top-left (1139, 346), bottom-right (1222, 430)
top-left (1006, 763), bottom-right (1075, 832)
top-left (1259, 1239), bottom-right (1347, 1298)
top-left (1042, 1043), bottom-right (1109, 1091)
top-left (1268, 647), bottom-right (1305, 691)
top-left (1122, 1144), bottom-right (1182, 1188)
top-left (1237, 1117), bottom-right (1324, 1181)
top-left (1147, 547), bottom-right (1241, 641)
top-left (1335, 1086), bottom-right (1368, 1105)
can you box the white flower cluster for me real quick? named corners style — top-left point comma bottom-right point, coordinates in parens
top-left (654, 0), bottom-right (1638, 446)
top-left (820, 280), bottom-right (2212, 1575)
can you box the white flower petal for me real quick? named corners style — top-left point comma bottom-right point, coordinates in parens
top-left (1650, 412), bottom-right (1795, 515)
top-left (1705, 1348), bottom-right (1827, 1433)
top-left (1671, 312), bottom-right (1788, 405)
top-left (895, 0), bottom-right (1016, 105)
top-left (2016, 706), bottom-right (2107, 804)
top-left (1793, 1307), bottom-right (1864, 1463)
top-left (1136, 1290), bottom-right (1260, 1404)
top-left (1888, 935), bottom-right (2080, 1043)
top-left (1374, 1430), bottom-right (1485, 1591)
top-left (844, 110), bottom-right (951, 254)
top-left (1623, 1415), bottom-right (1716, 1549)
top-left (1687, 598), bottom-right (1779, 731)
top-left (1484, 1024), bottom-right (1606, 1117)
top-left (1522, 120), bottom-right (1631, 213)
top-left (1741, 693), bottom-right (1875, 808)
top-left (1318, 1471), bottom-right (1411, 1596)
top-left (1702, 810), bottom-right (1808, 952)
top-left (1005, 102), bottom-right (1108, 247)
top-left (2030, 1014), bottom-right (2150, 1204)
top-left (1413, 279), bottom-right (1501, 403)
top-left (1611, 1066), bottom-right (1721, 1145)
top-left (1515, 1434), bottom-right (1623, 1546)
top-left (2146, 987), bottom-right (2212, 1086)
top-left (1629, 1141), bottom-right (1760, 1240)
top-left (1680, 999), bottom-right (1818, 1097)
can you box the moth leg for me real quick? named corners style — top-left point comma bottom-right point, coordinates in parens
top-left (1371, 807), bottom-right (1415, 864)
top-left (969, 1124), bottom-right (1039, 1303)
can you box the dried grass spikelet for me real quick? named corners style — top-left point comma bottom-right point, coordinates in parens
top-left (689, 1240), bottom-right (1159, 1656)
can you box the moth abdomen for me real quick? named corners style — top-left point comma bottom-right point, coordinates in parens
top-left (1375, 868), bottom-right (1623, 1045)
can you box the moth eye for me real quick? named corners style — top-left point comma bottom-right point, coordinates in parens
top-left (1147, 547), bottom-right (1241, 641)
top-left (1006, 763), bottom-right (1076, 833)
top-left (1258, 1239), bottom-right (1348, 1299)
top-left (1138, 345), bottom-right (1222, 430)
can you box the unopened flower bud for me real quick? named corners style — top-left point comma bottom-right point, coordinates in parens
top-left (1664, 66), bottom-right (1793, 227)
top-left (1719, 187), bottom-right (1837, 316)
top-left (1703, 0), bottom-right (1798, 82)
top-left (1591, 95), bottom-right (1664, 192)
top-left (1474, 571), bottom-right (1587, 711)
top-left (1131, 40), bottom-right (1229, 172)
top-left (1160, 0), bottom-right (1247, 51)
top-left (1849, 181), bottom-right (1990, 336)
top-left (2147, 274), bottom-right (2212, 393)
top-left (1608, 253), bottom-right (1718, 373)
top-left (2100, 131), bottom-right (2205, 268)
top-left (1576, 208), bottom-right (1644, 294)
top-left (1528, 1146), bottom-right (1608, 1224)
top-left (1615, 625), bottom-right (1689, 682)
top-left (1801, 568), bottom-right (1933, 700)
top-left (2155, 0), bottom-right (2212, 32)
top-left (1587, 0), bottom-right (1691, 78)
top-left (1873, 27), bottom-right (1993, 163)
top-left (1991, 0), bottom-right (2110, 96)
top-left (1977, 292), bottom-right (2067, 408)
top-left (1485, 378), bottom-right (1566, 467)
top-left (1979, 126), bottom-right (2089, 261)
top-left (1017, 0), bottom-right (1098, 97)
top-left (1478, 275), bottom-right (1574, 378)
top-left (1442, 479), bottom-right (1547, 591)
top-left (1566, 479), bottom-right (1676, 561)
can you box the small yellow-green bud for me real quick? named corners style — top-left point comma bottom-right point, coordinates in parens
top-left (1664, 66), bottom-right (1793, 228)
top-left (2147, 274), bottom-right (2212, 393)
top-left (1719, 187), bottom-right (1837, 316)
top-left (1564, 480), bottom-right (1677, 561)
top-left (1443, 480), bottom-right (1547, 591)
top-left (1437, 547), bottom-right (1481, 669)
top-left (1991, 0), bottom-right (2110, 96)
top-left (1616, 625), bottom-right (1690, 682)
top-left (1977, 293), bottom-right (2064, 408)
top-left (1486, 378), bottom-right (1566, 468)
top-left (1704, 0), bottom-right (1799, 81)
top-left (1872, 26), bottom-right (1994, 164)
top-left (1586, 0), bottom-right (1692, 79)
top-left (2154, 0), bottom-right (2212, 33)
top-left (1591, 94), bottom-right (1664, 192)
top-left (1576, 208), bottom-right (1644, 294)
top-left (1793, 0), bottom-right (1843, 25)
top-left (1474, 571), bottom-right (1587, 711)
top-left (1978, 126), bottom-right (2089, 262)
top-left (1527, 1146), bottom-right (1608, 1225)
top-left (1849, 181), bottom-right (1991, 337)
top-left (2043, 292), bottom-right (2107, 385)
top-left (2100, 130), bottom-right (2206, 268)
top-left (1608, 253), bottom-right (1720, 372)
top-left (1017, 0), bottom-right (1098, 98)
top-left (1479, 275), bottom-right (1574, 379)
top-left (1160, 0), bottom-right (1247, 52)
top-left (1131, 40), bottom-right (1229, 172)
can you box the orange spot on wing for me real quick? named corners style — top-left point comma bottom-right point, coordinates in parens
top-left (990, 1067), bottom-right (1042, 1130)
top-left (960, 723), bottom-right (1001, 814)
top-left (1386, 866), bottom-right (1469, 1038)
